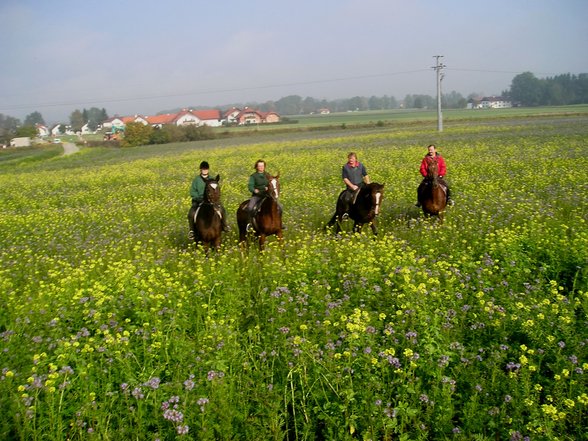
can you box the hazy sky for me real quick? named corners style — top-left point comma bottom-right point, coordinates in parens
top-left (1, 0), bottom-right (586, 124)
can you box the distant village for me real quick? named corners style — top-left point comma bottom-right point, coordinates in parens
top-left (9, 96), bottom-right (512, 147)
top-left (21, 107), bottom-right (280, 143)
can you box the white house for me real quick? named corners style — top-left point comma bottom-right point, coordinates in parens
top-left (36, 124), bottom-right (50, 137)
top-left (51, 124), bottom-right (62, 136)
top-left (479, 96), bottom-right (512, 109)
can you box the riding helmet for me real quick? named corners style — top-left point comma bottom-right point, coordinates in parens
top-left (199, 161), bottom-right (210, 170)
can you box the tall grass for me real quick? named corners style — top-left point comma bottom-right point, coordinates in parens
top-left (0, 116), bottom-right (587, 440)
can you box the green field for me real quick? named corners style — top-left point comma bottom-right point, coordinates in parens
top-left (1, 111), bottom-right (587, 440)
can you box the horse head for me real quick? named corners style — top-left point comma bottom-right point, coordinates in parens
top-left (267, 174), bottom-right (280, 200)
top-left (367, 182), bottom-right (385, 216)
top-left (204, 174), bottom-right (221, 204)
top-left (426, 158), bottom-right (439, 180)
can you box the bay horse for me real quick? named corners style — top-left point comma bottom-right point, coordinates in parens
top-left (418, 159), bottom-right (447, 221)
top-left (326, 182), bottom-right (385, 235)
top-left (236, 174), bottom-right (283, 250)
top-left (191, 175), bottom-right (224, 253)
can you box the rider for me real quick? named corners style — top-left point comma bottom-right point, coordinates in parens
top-left (416, 144), bottom-right (453, 207)
top-left (188, 161), bottom-right (229, 239)
top-left (341, 152), bottom-right (370, 215)
top-left (246, 159), bottom-right (282, 231)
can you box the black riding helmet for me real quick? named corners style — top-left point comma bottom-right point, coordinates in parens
top-left (199, 161), bottom-right (210, 170)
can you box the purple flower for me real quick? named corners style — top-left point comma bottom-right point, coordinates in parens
top-left (131, 387), bottom-right (144, 400)
top-left (144, 377), bottom-right (160, 390)
top-left (163, 409), bottom-right (184, 423)
top-left (176, 425), bottom-right (189, 435)
top-left (183, 375), bottom-right (195, 391)
top-left (197, 397), bottom-right (209, 412)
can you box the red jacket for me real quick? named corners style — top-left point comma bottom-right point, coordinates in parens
top-left (420, 154), bottom-right (447, 177)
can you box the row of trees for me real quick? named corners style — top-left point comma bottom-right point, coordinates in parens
top-left (508, 72), bottom-right (588, 106)
top-left (219, 91), bottom-right (468, 116)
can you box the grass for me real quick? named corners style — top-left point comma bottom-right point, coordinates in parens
top-left (0, 111), bottom-right (587, 440)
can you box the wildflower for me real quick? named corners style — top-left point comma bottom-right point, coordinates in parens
top-left (163, 409), bottom-right (184, 423)
top-left (505, 395), bottom-right (512, 403)
top-left (144, 377), bottom-right (160, 389)
top-left (197, 397), bottom-right (209, 412)
top-left (183, 375), bottom-right (195, 391)
top-left (131, 387), bottom-right (144, 400)
top-left (176, 424), bottom-right (189, 435)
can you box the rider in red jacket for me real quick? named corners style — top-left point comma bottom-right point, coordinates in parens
top-left (416, 145), bottom-right (453, 207)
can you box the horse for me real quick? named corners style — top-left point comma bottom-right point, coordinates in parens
top-left (190, 175), bottom-right (224, 253)
top-left (236, 174), bottom-right (283, 250)
top-left (417, 158), bottom-right (447, 221)
top-left (326, 182), bottom-right (385, 235)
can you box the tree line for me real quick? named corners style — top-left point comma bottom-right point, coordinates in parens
top-left (2, 72), bottom-right (587, 145)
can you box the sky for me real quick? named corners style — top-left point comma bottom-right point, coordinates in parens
top-left (1, 0), bottom-right (587, 125)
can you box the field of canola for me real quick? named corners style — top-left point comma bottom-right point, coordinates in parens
top-left (0, 115), bottom-right (587, 440)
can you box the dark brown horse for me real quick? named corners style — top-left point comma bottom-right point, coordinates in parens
top-left (237, 174), bottom-right (283, 250)
top-left (326, 182), bottom-right (385, 235)
top-left (418, 159), bottom-right (447, 221)
top-left (191, 175), bottom-right (224, 252)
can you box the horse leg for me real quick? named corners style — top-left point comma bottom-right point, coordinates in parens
top-left (370, 221), bottom-right (378, 235)
top-left (258, 234), bottom-right (266, 251)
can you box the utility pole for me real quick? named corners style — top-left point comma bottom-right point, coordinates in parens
top-left (433, 55), bottom-right (445, 132)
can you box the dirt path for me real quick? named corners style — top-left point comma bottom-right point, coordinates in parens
top-left (62, 142), bottom-right (80, 156)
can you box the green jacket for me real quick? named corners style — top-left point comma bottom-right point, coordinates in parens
top-left (248, 172), bottom-right (269, 196)
top-left (190, 174), bottom-right (208, 202)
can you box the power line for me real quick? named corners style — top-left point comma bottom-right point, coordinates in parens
top-left (0, 69), bottom-right (431, 112)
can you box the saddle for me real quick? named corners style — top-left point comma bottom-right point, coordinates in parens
top-left (193, 202), bottom-right (223, 223)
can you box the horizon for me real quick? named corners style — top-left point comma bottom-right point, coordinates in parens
top-left (1, 0), bottom-right (587, 125)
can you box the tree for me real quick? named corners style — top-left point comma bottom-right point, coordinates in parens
top-left (275, 95), bottom-right (303, 115)
top-left (509, 72), bottom-right (542, 106)
top-left (15, 126), bottom-right (37, 138)
top-left (121, 122), bottom-right (153, 147)
top-left (70, 109), bottom-right (85, 132)
top-left (0, 113), bottom-right (21, 144)
top-left (24, 111), bottom-right (45, 127)
top-left (85, 107), bottom-right (108, 131)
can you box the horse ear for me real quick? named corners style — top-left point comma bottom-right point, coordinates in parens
top-left (275, 172), bottom-right (280, 179)
top-left (215, 174), bottom-right (220, 181)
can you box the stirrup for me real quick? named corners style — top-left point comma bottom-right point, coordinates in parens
top-left (188, 230), bottom-right (195, 240)
top-left (246, 223), bottom-right (254, 233)
top-left (341, 213), bottom-right (349, 220)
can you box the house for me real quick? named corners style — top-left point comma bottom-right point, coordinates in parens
top-left (36, 124), bottom-right (50, 137)
top-left (190, 109), bottom-right (222, 127)
top-left (318, 108), bottom-right (331, 115)
top-left (81, 123), bottom-right (93, 135)
top-left (145, 110), bottom-right (199, 127)
top-left (10, 137), bottom-right (31, 147)
top-left (236, 108), bottom-right (263, 125)
top-left (260, 111), bottom-right (280, 124)
top-left (223, 107), bottom-right (241, 125)
top-left (51, 124), bottom-right (62, 136)
top-left (479, 96), bottom-right (512, 109)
